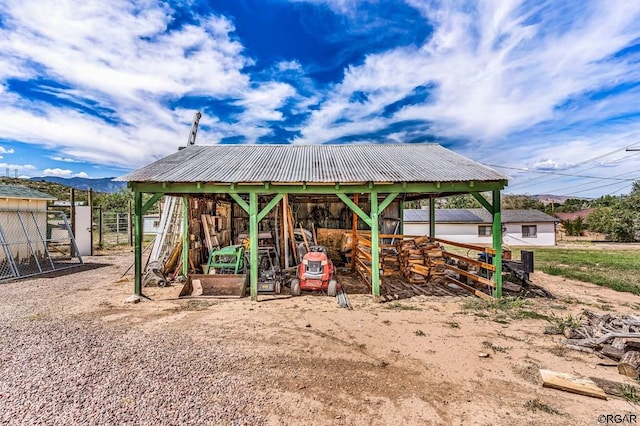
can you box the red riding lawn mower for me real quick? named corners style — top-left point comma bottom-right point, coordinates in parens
top-left (290, 246), bottom-right (338, 296)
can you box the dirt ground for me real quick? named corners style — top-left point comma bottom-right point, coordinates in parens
top-left (4, 246), bottom-right (640, 425)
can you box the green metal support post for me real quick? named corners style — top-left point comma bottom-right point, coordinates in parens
top-left (492, 189), bottom-right (503, 298)
top-left (249, 192), bottom-right (259, 301)
top-left (429, 198), bottom-right (435, 238)
top-left (182, 196), bottom-right (189, 278)
top-left (370, 192), bottom-right (380, 300)
top-left (399, 195), bottom-right (404, 235)
top-left (134, 190), bottom-right (143, 296)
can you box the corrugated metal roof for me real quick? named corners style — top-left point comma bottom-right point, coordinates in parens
top-left (118, 144), bottom-right (507, 184)
top-left (0, 185), bottom-right (56, 200)
top-left (404, 208), bottom-right (558, 223)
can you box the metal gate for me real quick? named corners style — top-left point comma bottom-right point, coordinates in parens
top-left (0, 210), bottom-right (83, 282)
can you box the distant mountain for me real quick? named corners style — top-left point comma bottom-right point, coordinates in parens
top-left (531, 194), bottom-right (590, 205)
top-left (29, 176), bottom-right (126, 193)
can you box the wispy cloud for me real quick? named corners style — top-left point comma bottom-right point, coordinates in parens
top-left (0, 146), bottom-right (15, 154)
top-left (0, 0), bottom-right (297, 166)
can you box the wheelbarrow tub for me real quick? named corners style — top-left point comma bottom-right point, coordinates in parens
top-left (179, 274), bottom-right (247, 298)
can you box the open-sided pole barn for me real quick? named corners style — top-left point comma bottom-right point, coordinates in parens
top-left (119, 144), bottom-right (508, 301)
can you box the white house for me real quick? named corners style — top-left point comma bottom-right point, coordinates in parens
top-left (403, 208), bottom-right (558, 247)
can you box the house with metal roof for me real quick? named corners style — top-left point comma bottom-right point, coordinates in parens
top-left (403, 208), bottom-right (558, 246)
top-left (119, 143), bottom-right (509, 300)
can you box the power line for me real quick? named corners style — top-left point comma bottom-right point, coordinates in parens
top-left (504, 138), bottom-right (640, 191)
top-left (485, 164), bottom-right (639, 181)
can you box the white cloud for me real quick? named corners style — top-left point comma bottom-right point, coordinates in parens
top-left (73, 172), bottom-right (89, 178)
top-left (0, 147), bottom-right (15, 154)
top-left (50, 156), bottom-right (78, 163)
top-left (295, 0), bottom-right (640, 147)
top-left (0, 0), bottom-right (296, 166)
top-left (42, 168), bottom-right (73, 177)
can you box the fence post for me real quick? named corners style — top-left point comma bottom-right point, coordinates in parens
top-left (70, 188), bottom-right (75, 256)
top-left (88, 189), bottom-right (93, 255)
top-left (128, 200), bottom-right (133, 246)
top-left (99, 207), bottom-right (103, 248)
top-left (116, 212), bottom-right (120, 245)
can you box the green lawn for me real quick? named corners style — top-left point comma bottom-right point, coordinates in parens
top-left (530, 248), bottom-right (640, 295)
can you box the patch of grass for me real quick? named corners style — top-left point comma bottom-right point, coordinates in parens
top-left (621, 384), bottom-right (640, 404)
top-left (446, 321), bottom-right (460, 329)
top-left (560, 296), bottom-right (582, 305)
top-left (384, 302), bottom-right (421, 311)
top-left (482, 341), bottom-right (508, 353)
top-left (548, 345), bottom-right (568, 358)
top-left (518, 310), bottom-right (551, 321)
top-left (462, 296), bottom-right (531, 312)
top-left (533, 248), bottom-right (640, 295)
top-left (462, 296), bottom-right (541, 321)
top-left (546, 313), bottom-right (582, 333)
top-left (525, 399), bottom-right (562, 415)
top-left (414, 329), bottom-right (426, 336)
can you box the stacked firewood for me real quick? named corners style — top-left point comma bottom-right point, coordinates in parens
top-left (559, 310), bottom-right (640, 379)
top-left (395, 237), bottom-right (445, 284)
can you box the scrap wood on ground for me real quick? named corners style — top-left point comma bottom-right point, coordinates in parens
top-left (552, 310), bottom-right (640, 379)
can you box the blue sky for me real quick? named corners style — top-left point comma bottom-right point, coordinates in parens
top-left (1, 0), bottom-right (640, 198)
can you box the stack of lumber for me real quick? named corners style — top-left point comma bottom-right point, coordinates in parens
top-left (395, 236), bottom-right (445, 284)
top-left (560, 310), bottom-right (640, 379)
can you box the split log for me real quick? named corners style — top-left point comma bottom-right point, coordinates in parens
top-left (618, 351), bottom-right (640, 379)
top-left (600, 344), bottom-right (625, 361)
top-left (539, 369), bottom-right (607, 400)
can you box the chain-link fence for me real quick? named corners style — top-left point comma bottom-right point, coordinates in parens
top-left (0, 210), bottom-right (83, 282)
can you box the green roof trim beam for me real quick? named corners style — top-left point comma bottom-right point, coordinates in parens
top-left (142, 192), bottom-right (165, 215)
top-left (229, 193), bottom-right (249, 213)
top-left (258, 194), bottom-right (284, 222)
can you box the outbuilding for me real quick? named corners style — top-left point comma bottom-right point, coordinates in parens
top-left (0, 184), bottom-right (82, 282)
top-left (120, 144), bottom-right (509, 301)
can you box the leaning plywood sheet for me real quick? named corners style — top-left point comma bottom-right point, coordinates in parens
top-left (539, 369), bottom-right (607, 400)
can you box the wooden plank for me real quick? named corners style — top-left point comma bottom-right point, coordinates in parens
top-left (539, 369), bottom-right (607, 400)
top-left (357, 237), bottom-right (372, 247)
top-left (356, 246), bottom-right (373, 262)
top-left (446, 276), bottom-right (492, 300)
top-left (442, 251), bottom-right (496, 271)
top-left (299, 223), bottom-right (310, 253)
top-left (445, 264), bottom-right (495, 287)
top-left (285, 199), bottom-right (297, 264)
top-left (428, 237), bottom-right (496, 255)
top-left (354, 255), bottom-right (372, 274)
top-left (201, 214), bottom-right (213, 252)
top-left (352, 193), bottom-right (358, 272)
